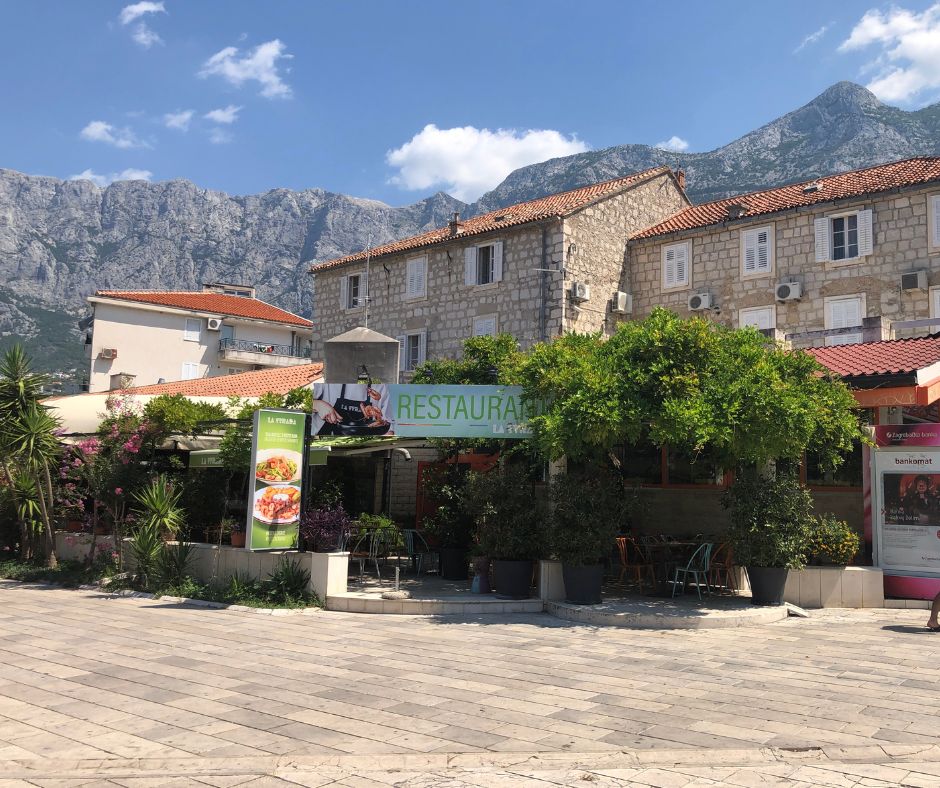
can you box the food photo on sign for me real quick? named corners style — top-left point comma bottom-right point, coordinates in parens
top-left (311, 383), bottom-right (393, 437)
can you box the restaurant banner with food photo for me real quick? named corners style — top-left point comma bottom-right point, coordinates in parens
top-left (246, 408), bottom-right (306, 551)
top-left (310, 383), bottom-right (537, 439)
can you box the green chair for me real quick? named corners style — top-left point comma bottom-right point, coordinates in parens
top-left (670, 542), bottom-right (713, 600)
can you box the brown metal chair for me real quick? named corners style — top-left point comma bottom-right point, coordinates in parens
top-left (616, 536), bottom-right (656, 592)
top-left (709, 542), bottom-right (737, 594)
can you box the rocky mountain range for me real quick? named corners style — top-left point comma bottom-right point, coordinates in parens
top-left (1, 81), bottom-right (939, 379)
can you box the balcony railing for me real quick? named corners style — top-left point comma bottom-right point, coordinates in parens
top-left (219, 338), bottom-right (311, 358)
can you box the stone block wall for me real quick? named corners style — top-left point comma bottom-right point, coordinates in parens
top-left (626, 187), bottom-right (940, 341)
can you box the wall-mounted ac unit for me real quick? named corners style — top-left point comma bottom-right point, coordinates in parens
top-left (99, 348), bottom-right (117, 360)
top-left (900, 270), bottom-right (927, 291)
top-left (206, 317), bottom-right (223, 331)
top-left (775, 281), bottom-right (802, 302)
top-left (611, 291), bottom-right (633, 314)
top-left (570, 282), bottom-right (591, 302)
top-left (687, 292), bottom-right (712, 311)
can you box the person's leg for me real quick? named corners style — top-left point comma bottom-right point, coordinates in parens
top-left (928, 591), bottom-right (940, 630)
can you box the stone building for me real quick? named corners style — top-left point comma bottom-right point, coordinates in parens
top-left (309, 167), bottom-right (688, 373)
top-left (626, 157), bottom-right (940, 348)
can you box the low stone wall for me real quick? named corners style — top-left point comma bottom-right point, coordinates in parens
top-left (782, 566), bottom-right (884, 608)
top-left (53, 532), bottom-right (348, 601)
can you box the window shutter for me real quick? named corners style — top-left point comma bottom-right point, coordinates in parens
top-left (857, 209), bottom-right (873, 256)
top-left (360, 270), bottom-right (369, 305)
top-left (417, 332), bottom-right (427, 366)
top-left (742, 230), bottom-right (757, 273)
top-left (340, 276), bottom-right (348, 309)
top-left (756, 228), bottom-right (771, 272)
top-left (415, 257), bottom-right (426, 296)
top-left (826, 297), bottom-right (863, 345)
top-left (814, 217), bottom-right (830, 263)
top-left (492, 241), bottom-right (503, 282)
top-left (464, 247), bottom-right (477, 285)
top-left (663, 246), bottom-right (676, 287)
top-left (932, 196), bottom-right (940, 247)
top-left (405, 260), bottom-right (415, 298)
top-left (397, 335), bottom-right (406, 370)
top-left (675, 243), bottom-right (688, 285)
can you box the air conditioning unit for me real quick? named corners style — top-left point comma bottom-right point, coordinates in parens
top-left (901, 270), bottom-right (927, 291)
top-left (206, 317), bottom-right (223, 331)
top-left (570, 282), bottom-right (591, 302)
top-left (687, 292), bottom-right (712, 311)
top-left (775, 281), bottom-right (803, 302)
top-left (611, 291), bottom-right (633, 314)
top-left (99, 348), bottom-right (117, 360)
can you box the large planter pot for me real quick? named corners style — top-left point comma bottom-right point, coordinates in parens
top-left (230, 532), bottom-right (246, 548)
top-left (748, 566), bottom-right (789, 606)
top-left (562, 563), bottom-right (604, 605)
top-left (439, 547), bottom-right (469, 581)
top-left (492, 559), bottom-right (533, 599)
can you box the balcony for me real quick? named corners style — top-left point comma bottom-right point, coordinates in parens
top-left (218, 338), bottom-right (312, 368)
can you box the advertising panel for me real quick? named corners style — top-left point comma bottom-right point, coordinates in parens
top-left (246, 408), bottom-right (306, 551)
top-left (310, 383), bottom-right (536, 439)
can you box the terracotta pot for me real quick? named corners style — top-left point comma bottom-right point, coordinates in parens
top-left (230, 531), bottom-right (246, 548)
top-left (65, 520), bottom-right (84, 533)
top-left (93, 525), bottom-right (111, 536)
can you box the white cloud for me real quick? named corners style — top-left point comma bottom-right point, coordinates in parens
top-left (208, 128), bottom-right (233, 144)
top-left (69, 168), bottom-right (153, 187)
top-left (119, 2), bottom-right (165, 49)
top-left (80, 120), bottom-right (145, 149)
top-left (204, 105), bottom-right (242, 124)
top-left (794, 23), bottom-right (831, 53)
top-left (839, 4), bottom-right (940, 103)
top-left (199, 40), bottom-right (292, 98)
top-left (163, 109), bottom-right (194, 131)
top-left (386, 124), bottom-right (589, 202)
top-left (119, 1), bottom-right (164, 25)
top-left (654, 135), bottom-right (689, 153)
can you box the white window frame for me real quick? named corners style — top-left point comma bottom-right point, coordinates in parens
top-left (661, 241), bottom-right (690, 290)
top-left (929, 286), bottom-right (940, 320)
top-left (740, 224), bottom-right (774, 278)
top-left (181, 362), bottom-right (200, 380)
top-left (738, 305), bottom-right (777, 331)
top-left (340, 270), bottom-right (367, 310)
top-left (824, 293), bottom-right (867, 346)
top-left (930, 193), bottom-right (940, 250)
top-left (464, 241), bottom-right (503, 287)
top-left (397, 330), bottom-right (427, 372)
top-left (405, 255), bottom-right (428, 300)
top-left (472, 314), bottom-right (499, 337)
top-left (815, 209), bottom-right (873, 265)
top-left (183, 318), bottom-right (201, 342)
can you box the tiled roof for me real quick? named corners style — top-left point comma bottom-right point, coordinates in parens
top-left (94, 291), bottom-right (313, 327)
top-left (805, 335), bottom-right (940, 378)
top-left (632, 157), bottom-right (940, 240)
top-left (311, 167), bottom-right (675, 271)
top-left (125, 363), bottom-right (323, 396)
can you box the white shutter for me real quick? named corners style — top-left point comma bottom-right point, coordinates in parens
top-left (397, 335), bottom-right (406, 370)
top-left (464, 247), bottom-right (477, 285)
top-left (663, 246), bottom-right (676, 287)
top-left (932, 196), bottom-right (940, 247)
top-left (360, 270), bottom-right (369, 306)
top-left (415, 257), bottom-right (426, 296)
top-left (473, 315), bottom-right (498, 336)
top-left (340, 276), bottom-right (348, 309)
top-left (826, 297), bottom-right (863, 345)
top-left (814, 217), bottom-right (830, 263)
top-left (740, 307), bottom-right (773, 330)
top-left (756, 228), bottom-right (771, 272)
top-left (675, 243), bottom-right (688, 286)
top-left (417, 331), bottom-right (427, 366)
top-left (492, 241), bottom-right (503, 282)
top-left (742, 229), bottom-right (757, 273)
top-left (181, 363), bottom-right (199, 380)
top-left (183, 318), bottom-right (201, 341)
top-left (857, 209), bottom-right (873, 256)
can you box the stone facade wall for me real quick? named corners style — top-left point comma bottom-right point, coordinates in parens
top-left (626, 186), bottom-right (940, 345)
top-left (311, 171), bottom-right (686, 364)
top-left (562, 173), bottom-right (689, 336)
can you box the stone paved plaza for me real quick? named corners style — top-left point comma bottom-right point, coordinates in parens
top-left (1, 582), bottom-right (940, 786)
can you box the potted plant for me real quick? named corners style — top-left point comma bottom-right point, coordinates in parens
top-left (299, 503), bottom-right (352, 552)
top-left (549, 470), bottom-right (631, 604)
top-left (469, 465), bottom-right (547, 599)
top-left (421, 464), bottom-right (474, 580)
top-left (229, 520), bottom-right (246, 548)
top-left (806, 514), bottom-right (860, 566)
top-left (723, 469), bottom-right (813, 605)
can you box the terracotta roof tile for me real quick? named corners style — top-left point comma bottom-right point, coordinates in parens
top-left (311, 167), bottom-right (675, 272)
top-left (632, 157), bottom-right (940, 240)
top-left (805, 335), bottom-right (940, 378)
top-left (94, 291), bottom-right (313, 327)
top-left (122, 363), bottom-right (323, 396)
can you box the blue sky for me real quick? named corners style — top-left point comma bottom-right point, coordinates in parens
top-left (2, 1), bottom-right (939, 205)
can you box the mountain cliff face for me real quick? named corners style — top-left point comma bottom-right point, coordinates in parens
top-left (2, 82), bottom-right (939, 378)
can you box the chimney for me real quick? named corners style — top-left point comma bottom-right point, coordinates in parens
top-left (448, 211), bottom-right (463, 236)
top-left (727, 203), bottom-right (749, 220)
top-left (675, 169), bottom-right (686, 190)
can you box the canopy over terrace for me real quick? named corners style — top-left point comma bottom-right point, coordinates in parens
top-left (805, 334), bottom-right (940, 411)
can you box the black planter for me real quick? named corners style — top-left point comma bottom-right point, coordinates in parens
top-left (492, 559), bottom-right (534, 599)
top-left (748, 566), bottom-right (789, 605)
top-left (439, 547), bottom-right (469, 581)
top-left (562, 563), bottom-right (604, 605)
